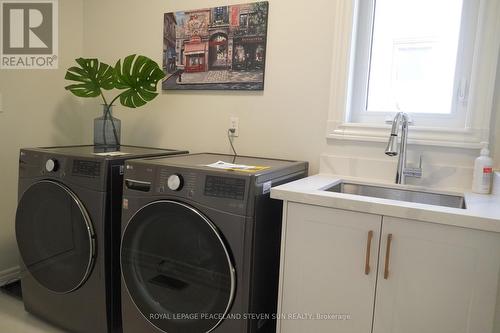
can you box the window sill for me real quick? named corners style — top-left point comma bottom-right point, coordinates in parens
top-left (326, 120), bottom-right (484, 149)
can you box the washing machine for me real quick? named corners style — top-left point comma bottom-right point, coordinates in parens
top-left (15, 145), bottom-right (188, 333)
top-left (120, 153), bottom-right (308, 333)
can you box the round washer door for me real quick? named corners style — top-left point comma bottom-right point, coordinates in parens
top-left (121, 200), bottom-right (236, 333)
top-left (15, 180), bottom-right (95, 294)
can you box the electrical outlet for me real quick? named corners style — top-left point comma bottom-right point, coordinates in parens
top-left (229, 116), bottom-right (239, 137)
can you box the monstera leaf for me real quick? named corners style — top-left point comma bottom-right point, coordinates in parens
top-left (64, 58), bottom-right (115, 98)
top-left (114, 54), bottom-right (165, 108)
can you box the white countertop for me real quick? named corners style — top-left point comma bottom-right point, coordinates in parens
top-left (271, 174), bottom-right (500, 233)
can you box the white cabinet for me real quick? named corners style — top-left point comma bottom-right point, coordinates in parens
top-left (278, 203), bottom-right (382, 333)
top-left (277, 203), bottom-right (500, 333)
top-left (373, 217), bottom-right (500, 333)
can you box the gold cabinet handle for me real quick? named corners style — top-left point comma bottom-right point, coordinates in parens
top-left (384, 234), bottom-right (393, 279)
top-left (365, 230), bottom-right (374, 275)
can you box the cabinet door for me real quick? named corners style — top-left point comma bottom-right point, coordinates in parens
top-left (278, 203), bottom-right (382, 333)
top-left (373, 217), bottom-right (500, 333)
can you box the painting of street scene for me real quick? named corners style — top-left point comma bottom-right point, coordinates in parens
top-left (163, 1), bottom-right (269, 90)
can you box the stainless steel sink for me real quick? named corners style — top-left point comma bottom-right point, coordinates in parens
top-left (326, 182), bottom-right (466, 209)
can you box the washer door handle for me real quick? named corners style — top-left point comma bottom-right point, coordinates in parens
top-left (125, 179), bottom-right (151, 192)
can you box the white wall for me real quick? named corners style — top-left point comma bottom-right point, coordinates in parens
top-left (82, 0), bottom-right (337, 172)
top-left (81, 0), bottom-right (500, 177)
top-left (491, 56), bottom-right (500, 164)
top-left (0, 0), bottom-right (88, 279)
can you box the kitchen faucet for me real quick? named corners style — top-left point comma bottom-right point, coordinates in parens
top-left (385, 112), bottom-right (422, 184)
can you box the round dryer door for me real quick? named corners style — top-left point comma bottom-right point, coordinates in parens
top-left (121, 200), bottom-right (236, 333)
top-left (15, 180), bottom-right (95, 294)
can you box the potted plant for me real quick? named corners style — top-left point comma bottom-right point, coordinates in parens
top-left (64, 54), bottom-right (165, 146)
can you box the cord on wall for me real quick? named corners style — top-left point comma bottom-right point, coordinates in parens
top-left (227, 128), bottom-right (238, 157)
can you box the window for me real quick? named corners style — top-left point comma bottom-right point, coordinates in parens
top-left (327, 0), bottom-right (500, 147)
top-left (213, 7), bottom-right (228, 25)
top-left (239, 14), bottom-right (248, 28)
top-left (350, 0), bottom-right (477, 127)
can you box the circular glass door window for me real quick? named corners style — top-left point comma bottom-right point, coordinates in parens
top-left (15, 180), bottom-right (95, 294)
top-left (121, 200), bottom-right (236, 333)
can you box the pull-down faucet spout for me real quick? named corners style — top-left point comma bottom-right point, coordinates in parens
top-left (385, 112), bottom-right (421, 184)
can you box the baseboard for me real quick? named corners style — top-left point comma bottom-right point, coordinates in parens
top-left (0, 266), bottom-right (20, 287)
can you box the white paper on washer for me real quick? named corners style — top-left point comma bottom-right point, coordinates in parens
top-left (93, 152), bottom-right (131, 157)
top-left (205, 161), bottom-right (256, 170)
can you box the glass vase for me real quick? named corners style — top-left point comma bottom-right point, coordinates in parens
top-left (94, 105), bottom-right (121, 147)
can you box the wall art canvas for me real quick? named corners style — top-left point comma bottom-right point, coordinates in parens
top-left (163, 1), bottom-right (269, 90)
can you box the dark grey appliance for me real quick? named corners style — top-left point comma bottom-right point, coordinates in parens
top-left (120, 153), bottom-right (308, 333)
top-left (15, 145), bottom-right (188, 333)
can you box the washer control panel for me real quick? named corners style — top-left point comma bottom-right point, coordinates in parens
top-left (159, 169), bottom-right (196, 195)
top-left (204, 176), bottom-right (246, 200)
top-left (157, 169), bottom-right (246, 203)
top-left (45, 159), bottom-right (59, 172)
top-left (167, 174), bottom-right (183, 191)
top-left (72, 160), bottom-right (101, 177)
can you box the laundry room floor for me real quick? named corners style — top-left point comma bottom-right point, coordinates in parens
top-left (0, 285), bottom-right (63, 333)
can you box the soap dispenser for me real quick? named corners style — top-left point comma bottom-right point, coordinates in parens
top-left (472, 142), bottom-right (494, 194)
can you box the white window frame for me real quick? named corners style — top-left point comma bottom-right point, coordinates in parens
top-left (327, 0), bottom-right (500, 148)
